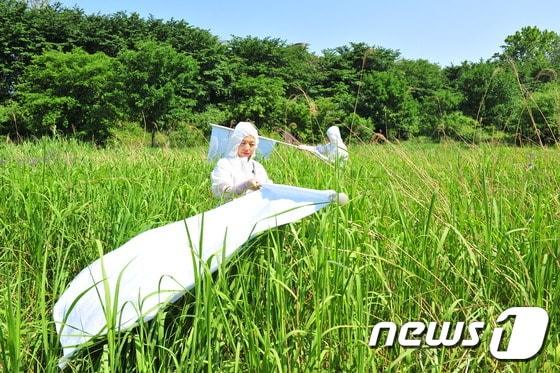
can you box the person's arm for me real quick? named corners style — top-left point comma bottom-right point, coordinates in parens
top-left (315, 143), bottom-right (329, 156)
top-left (211, 160), bottom-right (234, 199)
top-left (211, 159), bottom-right (260, 199)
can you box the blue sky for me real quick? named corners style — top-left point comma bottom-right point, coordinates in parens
top-left (57, 0), bottom-right (560, 67)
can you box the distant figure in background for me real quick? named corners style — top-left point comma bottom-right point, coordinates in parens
top-left (298, 126), bottom-right (349, 163)
top-left (211, 122), bottom-right (272, 201)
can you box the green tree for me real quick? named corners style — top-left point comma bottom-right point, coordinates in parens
top-left (435, 111), bottom-right (482, 143)
top-left (72, 11), bottom-right (147, 57)
top-left (359, 70), bottom-right (420, 139)
top-left (228, 36), bottom-right (287, 77)
top-left (512, 82), bottom-right (560, 145)
top-left (17, 48), bottom-right (123, 141)
top-left (227, 37), bottom-right (322, 98)
top-left (396, 59), bottom-right (461, 136)
top-left (229, 75), bottom-right (285, 128)
top-left (276, 43), bottom-right (322, 97)
top-left (498, 26), bottom-right (560, 87)
top-left (0, 1), bottom-right (89, 101)
top-left (146, 17), bottom-right (231, 108)
top-left (0, 100), bottom-right (23, 139)
top-left (317, 43), bottom-right (403, 139)
top-left (25, 3), bottom-right (84, 51)
top-left (117, 41), bottom-right (199, 146)
top-left (318, 43), bottom-right (399, 97)
top-left (278, 96), bottom-right (347, 142)
top-left (0, 0), bottom-right (37, 101)
top-left (455, 61), bottom-right (521, 131)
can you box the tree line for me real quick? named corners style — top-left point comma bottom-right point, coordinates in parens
top-left (1, 0), bottom-right (559, 146)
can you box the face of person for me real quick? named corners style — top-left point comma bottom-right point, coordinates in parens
top-left (237, 135), bottom-right (257, 158)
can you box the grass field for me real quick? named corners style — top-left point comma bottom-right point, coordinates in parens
top-left (0, 138), bottom-right (559, 372)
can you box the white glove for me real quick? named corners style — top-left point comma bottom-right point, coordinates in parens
top-left (232, 178), bottom-right (261, 195)
top-left (245, 178), bottom-right (261, 191)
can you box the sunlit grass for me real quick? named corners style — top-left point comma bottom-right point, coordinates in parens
top-left (0, 138), bottom-right (558, 371)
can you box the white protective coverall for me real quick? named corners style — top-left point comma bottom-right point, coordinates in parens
top-left (211, 122), bottom-right (272, 200)
top-left (299, 126), bottom-right (349, 163)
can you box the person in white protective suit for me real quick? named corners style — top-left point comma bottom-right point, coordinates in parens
top-left (297, 126), bottom-right (349, 163)
top-left (211, 122), bottom-right (273, 200)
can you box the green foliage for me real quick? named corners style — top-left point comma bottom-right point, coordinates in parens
top-left (228, 36), bottom-right (288, 77)
top-left (345, 112), bottom-right (375, 141)
top-left (167, 122), bottom-right (206, 147)
top-left (324, 43), bottom-right (399, 74)
top-left (397, 59), bottom-right (462, 134)
top-left (229, 75), bottom-right (285, 128)
top-left (17, 48), bottom-right (123, 142)
top-left (455, 62), bottom-right (521, 129)
top-left (165, 105), bottom-right (232, 147)
top-left (117, 40), bottom-right (199, 141)
top-left (147, 17), bottom-right (230, 108)
top-left (74, 11), bottom-right (147, 56)
top-left (0, 0), bottom-right (40, 101)
top-left (314, 97), bottom-right (348, 129)
top-left (277, 44), bottom-right (322, 96)
top-left (359, 70), bottom-right (420, 138)
top-left (187, 106), bottom-right (231, 134)
top-left (498, 26), bottom-right (560, 86)
top-left (435, 111), bottom-right (481, 142)
top-left (317, 43), bottom-right (399, 101)
top-left (106, 120), bottom-right (148, 148)
top-left (278, 96), bottom-right (314, 140)
top-left (0, 2), bottom-right (559, 145)
top-left (278, 96), bottom-right (344, 142)
top-left (0, 100), bottom-right (23, 138)
top-left (227, 36), bottom-right (322, 99)
top-left (513, 82), bottom-right (560, 145)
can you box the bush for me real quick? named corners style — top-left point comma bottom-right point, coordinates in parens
top-left (435, 112), bottom-right (482, 143)
top-left (278, 97), bottom-right (314, 141)
top-left (168, 122), bottom-right (206, 147)
top-left (515, 83), bottom-right (560, 145)
top-left (187, 106), bottom-right (231, 137)
top-left (108, 121), bottom-right (148, 147)
top-left (344, 113), bottom-right (374, 142)
top-left (278, 96), bottom-right (353, 143)
top-left (0, 101), bottom-right (23, 139)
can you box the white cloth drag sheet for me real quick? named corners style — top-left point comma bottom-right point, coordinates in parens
top-left (53, 184), bottom-right (338, 366)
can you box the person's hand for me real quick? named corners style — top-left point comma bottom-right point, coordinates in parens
top-left (232, 178), bottom-right (261, 195)
top-left (245, 178), bottom-right (261, 191)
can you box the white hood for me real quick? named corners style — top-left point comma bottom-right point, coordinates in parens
top-left (313, 126), bottom-right (349, 162)
top-left (326, 126), bottom-right (343, 145)
top-left (226, 122), bottom-right (259, 158)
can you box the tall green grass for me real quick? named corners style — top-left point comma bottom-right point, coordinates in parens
top-left (0, 138), bottom-right (558, 371)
